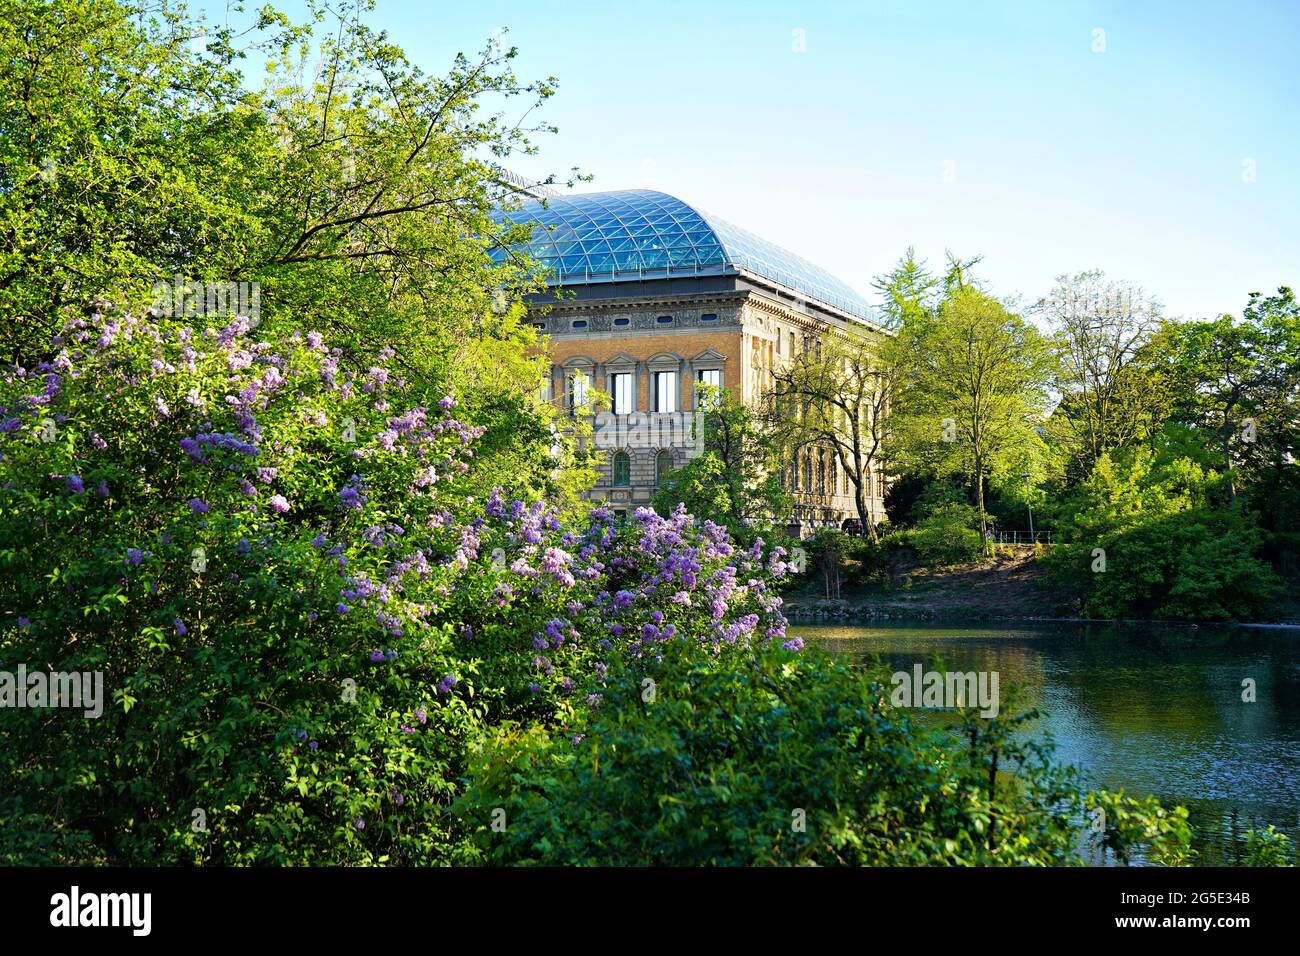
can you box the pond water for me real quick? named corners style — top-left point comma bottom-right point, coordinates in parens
top-left (792, 622), bottom-right (1300, 865)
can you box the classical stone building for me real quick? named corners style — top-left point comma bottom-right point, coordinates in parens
top-left (491, 188), bottom-right (889, 533)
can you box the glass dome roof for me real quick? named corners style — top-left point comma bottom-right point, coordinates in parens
top-left (490, 189), bottom-right (879, 325)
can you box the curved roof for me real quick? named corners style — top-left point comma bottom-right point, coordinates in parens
top-left (490, 189), bottom-right (880, 325)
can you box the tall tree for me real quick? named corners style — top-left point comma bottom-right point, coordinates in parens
top-left (0, 0), bottom-right (591, 506)
top-left (769, 329), bottom-right (901, 542)
top-left (1036, 271), bottom-right (1167, 473)
top-left (870, 246), bottom-right (939, 330)
top-left (1154, 288), bottom-right (1300, 506)
top-left (899, 287), bottom-right (1057, 552)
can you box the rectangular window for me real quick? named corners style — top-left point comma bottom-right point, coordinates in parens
top-left (696, 368), bottom-right (723, 408)
top-left (698, 368), bottom-right (723, 390)
top-left (653, 371), bottom-right (676, 414)
top-left (610, 372), bottom-right (633, 414)
top-left (568, 372), bottom-right (590, 411)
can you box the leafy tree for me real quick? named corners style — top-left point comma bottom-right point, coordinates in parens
top-left (0, 0), bottom-right (273, 359)
top-left (1044, 449), bottom-right (1279, 619)
top-left (1036, 271), bottom-right (1168, 476)
top-left (769, 327), bottom-right (900, 542)
top-left (0, 0), bottom-right (593, 507)
top-left (870, 245), bottom-right (939, 330)
top-left (897, 286), bottom-right (1057, 552)
top-left (1154, 289), bottom-right (1299, 511)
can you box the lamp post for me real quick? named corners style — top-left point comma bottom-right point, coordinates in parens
top-left (1023, 472), bottom-right (1035, 541)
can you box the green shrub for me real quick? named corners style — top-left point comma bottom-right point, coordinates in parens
top-left (1045, 451), bottom-right (1279, 619)
top-left (1242, 826), bottom-right (1295, 866)
top-left (1084, 790), bottom-right (1195, 866)
top-left (461, 640), bottom-right (1186, 866)
top-left (889, 503), bottom-right (984, 567)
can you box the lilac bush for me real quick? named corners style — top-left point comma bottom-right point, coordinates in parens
top-left (0, 303), bottom-right (790, 864)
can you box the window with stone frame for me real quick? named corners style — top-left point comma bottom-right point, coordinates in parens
top-left (652, 370), bottom-right (677, 414)
top-left (656, 449), bottom-right (674, 487)
top-left (695, 366), bottom-right (723, 408)
top-left (566, 369), bottom-right (591, 412)
top-left (609, 372), bottom-right (634, 415)
top-left (611, 450), bottom-right (631, 487)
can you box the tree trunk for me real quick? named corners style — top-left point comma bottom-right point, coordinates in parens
top-left (976, 469), bottom-right (990, 557)
top-left (856, 472), bottom-right (878, 544)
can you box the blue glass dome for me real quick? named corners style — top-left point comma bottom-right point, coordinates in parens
top-left (490, 189), bottom-right (879, 325)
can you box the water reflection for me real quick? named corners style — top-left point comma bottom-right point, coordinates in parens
top-left (794, 622), bottom-right (1300, 865)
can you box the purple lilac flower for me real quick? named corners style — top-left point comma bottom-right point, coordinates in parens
top-left (188, 498), bottom-right (209, 515)
top-left (65, 474), bottom-right (85, 494)
top-left (338, 475), bottom-right (366, 511)
top-left (268, 494), bottom-right (290, 514)
top-left (126, 548), bottom-right (145, 566)
top-left (174, 617), bottom-right (187, 635)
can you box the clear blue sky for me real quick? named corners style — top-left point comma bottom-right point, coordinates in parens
top-left (205, 0), bottom-right (1300, 320)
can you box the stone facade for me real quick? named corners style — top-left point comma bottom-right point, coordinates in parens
top-left (535, 286), bottom-right (887, 534)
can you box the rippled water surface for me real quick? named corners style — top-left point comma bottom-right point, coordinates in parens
top-left (792, 622), bottom-right (1300, 864)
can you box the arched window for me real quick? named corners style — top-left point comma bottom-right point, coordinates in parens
top-left (801, 453), bottom-right (811, 491)
top-left (612, 451), bottom-right (631, 487)
top-left (815, 455), bottom-right (825, 494)
top-left (656, 450), bottom-right (674, 487)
